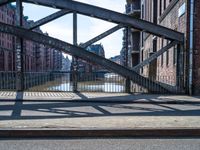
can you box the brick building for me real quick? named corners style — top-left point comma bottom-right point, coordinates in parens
top-left (141, 0), bottom-right (196, 92)
top-left (0, 4), bottom-right (62, 72)
top-left (77, 44), bottom-right (105, 72)
top-left (110, 55), bottom-right (121, 65)
top-left (0, 4), bottom-right (15, 71)
top-left (123, 0), bottom-right (200, 94)
top-left (62, 55), bottom-right (71, 71)
top-left (121, 0), bottom-right (141, 68)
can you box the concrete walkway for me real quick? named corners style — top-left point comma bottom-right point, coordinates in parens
top-left (0, 92), bottom-right (200, 131)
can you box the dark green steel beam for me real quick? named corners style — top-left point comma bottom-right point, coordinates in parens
top-left (22, 0), bottom-right (184, 43)
top-left (29, 9), bottom-right (72, 30)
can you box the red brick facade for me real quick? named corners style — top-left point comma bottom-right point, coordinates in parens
top-left (156, 0), bottom-right (187, 85)
top-left (125, 0), bottom-right (200, 94)
top-left (141, 0), bottom-right (187, 86)
top-left (0, 4), bottom-right (15, 71)
top-left (0, 4), bottom-right (62, 72)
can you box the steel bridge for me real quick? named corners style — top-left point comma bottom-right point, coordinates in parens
top-left (0, 0), bottom-right (185, 94)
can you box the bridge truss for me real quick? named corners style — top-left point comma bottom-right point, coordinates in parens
top-left (0, 0), bottom-right (185, 94)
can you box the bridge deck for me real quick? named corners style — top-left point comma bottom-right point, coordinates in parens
top-left (0, 93), bottom-right (200, 130)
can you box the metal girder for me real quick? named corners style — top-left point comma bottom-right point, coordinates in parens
top-left (72, 11), bottom-right (78, 92)
top-left (0, 46), bottom-right (13, 52)
top-left (80, 25), bottom-right (123, 48)
top-left (22, 0), bottom-right (184, 43)
top-left (133, 41), bottom-right (178, 71)
top-left (0, 22), bottom-right (170, 93)
top-left (0, 0), bottom-right (12, 6)
top-left (29, 9), bottom-right (72, 30)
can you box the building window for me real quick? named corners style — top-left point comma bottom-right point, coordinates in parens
top-left (8, 52), bottom-right (12, 71)
top-left (0, 51), bottom-right (4, 71)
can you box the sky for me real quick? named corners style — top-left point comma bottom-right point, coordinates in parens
top-left (22, 0), bottom-right (126, 59)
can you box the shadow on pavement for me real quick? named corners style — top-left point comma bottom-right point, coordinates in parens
top-left (0, 93), bottom-right (200, 121)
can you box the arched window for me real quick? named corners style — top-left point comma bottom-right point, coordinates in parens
top-left (8, 52), bottom-right (12, 71)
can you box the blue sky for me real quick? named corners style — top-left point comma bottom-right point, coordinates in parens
top-left (22, 0), bottom-right (126, 59)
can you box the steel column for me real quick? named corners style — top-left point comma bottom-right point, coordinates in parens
top-left (72, 11), bottom-right (78, 92)
top-left (16, 0), bottom-right (24, 91)
top-left (29, 10), bottom-right (72, 30)
top-left (23, 0), bottom-right (184, 43)
top-left (125, 27), bottom-right (131, 93)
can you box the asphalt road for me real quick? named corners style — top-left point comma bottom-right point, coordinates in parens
top-left (0, 138), bottom-right (200, 150)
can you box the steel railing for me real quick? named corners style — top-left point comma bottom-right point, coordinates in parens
top-left (24, 71), bottom-right (125, 92)
top-left (130, 75), bottom-right (184, 94)
top-left (0, 72), bottom-right (16, 90)
top-left (0, 71), bottom-right (184, 93)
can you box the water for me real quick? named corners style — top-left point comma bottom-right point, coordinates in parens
top-left (48, 82), bottom-right (125, 92)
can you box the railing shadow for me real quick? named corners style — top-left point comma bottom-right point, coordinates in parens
top-left (0, 94), bottom-right (200, 121)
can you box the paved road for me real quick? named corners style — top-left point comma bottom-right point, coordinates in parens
top-left (0, 138), bottom-right (200, 150)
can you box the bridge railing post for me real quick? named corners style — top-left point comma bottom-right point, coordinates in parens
top-left (125, 27), bottom-right (131, 93)
top-left (125, 77), bottom-right (131, 93)
top-left (16, 0), bottom-right (24, 92)
top-left (72, 11), bottom-right (78, 92)
top-left (72, 58), bottom-right (78, 92)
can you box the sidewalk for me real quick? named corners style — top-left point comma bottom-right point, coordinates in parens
top-left (0, 91), bottom-right (200, 103)
top-left (0, 92), bottom-right (200, 137)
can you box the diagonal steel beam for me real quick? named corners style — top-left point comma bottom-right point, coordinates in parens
top-left (133, 41), bottom-right (178, 71)
top-left (0, 22), bottom-right (170, 93)
top-left (29, 9), bottom-right (72, 30)
top-left (22, 0), bottom-right (184, 43)
top-left (80, 25), bottom-right (123, 48)
top-left (0, 0), bottom-right (12, 6)
top-left (0, 46), bottom-right (13, 52)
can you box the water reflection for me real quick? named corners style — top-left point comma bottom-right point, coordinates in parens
top-left (49, 82), bottom-right (125, 92)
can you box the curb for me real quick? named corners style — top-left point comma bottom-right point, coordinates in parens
top-left (0, 99), bottom-right (200, 104)
top-left (1, 128), bottom-right (200, 138)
